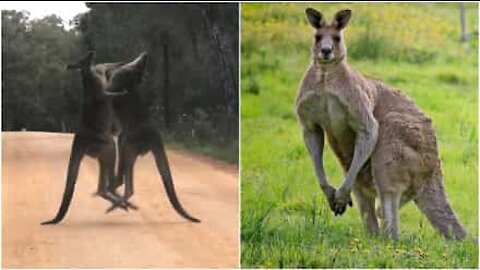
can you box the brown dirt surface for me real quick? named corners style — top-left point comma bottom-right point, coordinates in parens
top-left (2, 132), bottom-right (239, 268)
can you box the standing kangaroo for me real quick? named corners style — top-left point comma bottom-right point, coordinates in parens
top-left (42, 51), bottom-right (130, 225)
top-left (295, 8), bottom-right (467, 239)
top-left (105, 52), bottom-right (200, 223)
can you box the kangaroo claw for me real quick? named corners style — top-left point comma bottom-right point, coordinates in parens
top-left (105, 199), bottom-right (138, 213)
top-left (105, 202), bottom-right (128, 213)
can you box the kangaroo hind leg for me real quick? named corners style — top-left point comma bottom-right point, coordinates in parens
top-left (371, 147), bottom-right (405, 240)
top-left (95, 141), bottom-right (129, 212)
top-left (119, 142), bottom-right (138, 209)
top-left (372, 165), bottom-right (403, 240)
top-left (108, 133), bottom-right (125, 194)
top-left (106, 141), bottom-right (138, 213)
top-left (353, 188), bottom-right (379, 235)
top-left (379, 192), bottom-right (401, 240)
top-left (376, 194), bottom-right (410, 219)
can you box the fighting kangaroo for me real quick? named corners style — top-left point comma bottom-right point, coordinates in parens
top-left (42, 51), bottom-right (130, 225)
top-left (295, 8), bottom-right (467, 239)
top-left (105, 52), bottom-right (200, 223)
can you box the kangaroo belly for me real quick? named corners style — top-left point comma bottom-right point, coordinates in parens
top-left (123, 124), bottom-right (157, 156)
top-left (326, 130), bottom-right (354, 169)
top-left (298, 91), bottom-right (352, 135)
top-left (320, 94), bottom-right (357, 167)
top-left (297, 91), bottom-right (360, 169)
top-left (328, 131), bottom-right (376, 195)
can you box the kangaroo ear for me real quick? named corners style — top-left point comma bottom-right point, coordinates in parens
top-left (118, 52), bottom-right (145, 71)
top-left (132, 52), bottom-right (148, 73)
top-left (305, 8), bottom-right (325, 29)
top-left (333, 9), bottom-right (352, 30)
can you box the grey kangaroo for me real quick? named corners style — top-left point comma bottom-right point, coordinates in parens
top-left (42, 51), bottom-right (130, 225)
top-left (295, 8), bottom-right (467, 239)
top-left (105, 52), bottom-right (200, 223)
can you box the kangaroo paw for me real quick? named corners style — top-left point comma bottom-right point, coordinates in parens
top-left (333, 188), bottom-right (353, 216)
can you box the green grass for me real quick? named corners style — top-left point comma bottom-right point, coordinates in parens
top-left (241, 3), bottom-right (478, 268)
top-left (164, 135), bottom-right (238, 164)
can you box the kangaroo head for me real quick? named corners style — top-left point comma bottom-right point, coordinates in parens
top-left (305, 8), bottom-right (351, 66)
top-left (107, 52), bottom-right (148, 93)
top-left (67, 51), bottom-right (108, 92)
top-left (67, 51), bottom-right (128, 97)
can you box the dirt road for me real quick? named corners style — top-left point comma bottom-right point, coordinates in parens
top-left (2, 132), bottom-right (239, 268)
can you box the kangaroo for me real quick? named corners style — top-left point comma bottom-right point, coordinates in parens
top-left (104, 52), bottom-right (200, 223)
top-left (42, 51), bottom-right (131, 225)
top-left (295, 8), bottom-right (467, 240)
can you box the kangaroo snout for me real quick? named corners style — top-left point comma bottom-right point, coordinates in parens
top-left (320, 47), bottom-right (333, 59)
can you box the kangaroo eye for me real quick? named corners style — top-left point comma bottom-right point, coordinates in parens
top-left (333, 35), bottom-right (341, 42)
top-left (315, 35), bottom-right (322, 42)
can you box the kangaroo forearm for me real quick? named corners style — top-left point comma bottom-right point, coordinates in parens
top-left (303, 129), bottom-right (331, 191)
top-left (340, 120), bottom-right (378, 192)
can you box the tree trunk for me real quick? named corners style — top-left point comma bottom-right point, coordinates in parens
top-left (163, 32), bottom-right (172, 130)
top-left (201, 5), bottom-right (236, 143)
top-left (460, 3), bottom-right (467, 42)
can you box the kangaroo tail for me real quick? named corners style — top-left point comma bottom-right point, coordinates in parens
top-left (41, 136), bottom-right (84, 225)
top-left (414, 168), bottom-right (467, 240)
top-left (151, 132), bottom-right (200, 223)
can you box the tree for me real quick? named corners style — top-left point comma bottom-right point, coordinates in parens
top-left (2, 10), bottom-right (81, 131)
top-left (460, 3), bottom-right (467, 42)
top-left (76, 3), bottom-right (239, 144)
top-left (2, 3), bottom-right (239, 161)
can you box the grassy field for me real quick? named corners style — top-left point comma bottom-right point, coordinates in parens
top-left (241, 3), bottom-right (478, 268)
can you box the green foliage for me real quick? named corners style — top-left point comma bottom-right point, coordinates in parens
top-left (2, 4), bottom-right (239, 163)
top-left (78, 3), bottom-right (239, 163)
top-left (241, 3), bottom-right (478, 268)
top-left (2, 10), bottom-right (82, 131)
top-left (242, 3), bottom-right (478, 64)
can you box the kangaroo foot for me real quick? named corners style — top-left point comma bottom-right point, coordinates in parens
top-left (125, 200), bottom-right (138, 210)
top-left (105, 202), bottom-right (128, 213)
top-left (105, 199), bottom-right (138, 213)
top-left (96, 191), bottom-right (129, 212)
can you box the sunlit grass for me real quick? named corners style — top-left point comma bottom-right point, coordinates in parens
top-left (241, 3), bottom-right (478, 268)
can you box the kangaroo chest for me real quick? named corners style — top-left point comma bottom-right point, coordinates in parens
top-left (297, 85), bottom-right (359, 169)
top-left (298, 89), bottom-right (353, 138)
